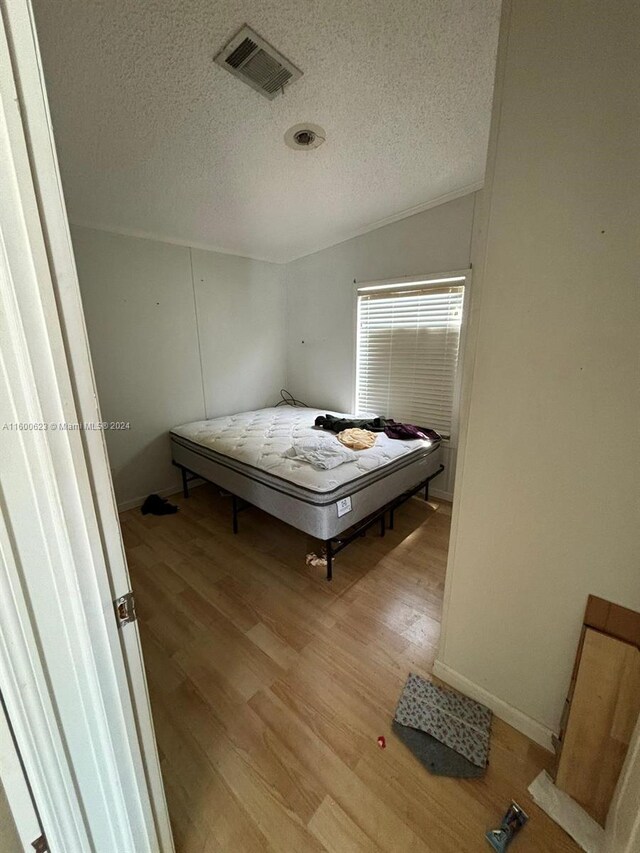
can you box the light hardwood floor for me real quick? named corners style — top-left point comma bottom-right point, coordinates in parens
top-left (121, 484), bottom-right (578, 852)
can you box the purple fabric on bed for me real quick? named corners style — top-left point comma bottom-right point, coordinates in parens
top-left (384, 421), bottom-right (442, 442)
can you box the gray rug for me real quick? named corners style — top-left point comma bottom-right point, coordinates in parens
top-left (391, 720), bottom-right (485, 778)
top-left (394, 673), bottom-right (492, 769)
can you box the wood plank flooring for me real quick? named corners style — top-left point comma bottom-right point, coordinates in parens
top-left (121, 484), bottom-right (578, 852)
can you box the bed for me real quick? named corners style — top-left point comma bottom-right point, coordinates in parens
top-left (170, 406), bottom-right (444, 579)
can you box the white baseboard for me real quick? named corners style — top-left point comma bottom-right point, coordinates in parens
top-left (117, 479), bottom-right (204, 513)
top-left (429, 488), bottom-right (453, 502)
top-left (432, 660), bottom-right (555, 751)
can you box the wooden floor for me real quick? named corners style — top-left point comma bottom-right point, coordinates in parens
top-left (121, 484), bottom-right (577, 852)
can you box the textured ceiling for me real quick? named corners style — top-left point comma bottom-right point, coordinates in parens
top-left (33, 0), bottom-right (500, 263)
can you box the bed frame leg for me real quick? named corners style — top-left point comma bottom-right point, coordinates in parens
top-left (424, 481), bottom-right (430, 501)
top-left (325, 541), bottom-right (333, 581)
top-left (232, 495), bottom-right (239, 534)
top-left (389, 507), bottom-right (395, 530)
top-left (181, 466), bottom-right (189, 499)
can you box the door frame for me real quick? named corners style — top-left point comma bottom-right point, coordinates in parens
top-left (0, 1), bottom-right (173, 849)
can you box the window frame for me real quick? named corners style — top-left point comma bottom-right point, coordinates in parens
top-left (352, 269), bottom-right (472, 446)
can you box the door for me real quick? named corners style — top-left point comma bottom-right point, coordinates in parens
top-left (0, 1), bottom-right (173, 850)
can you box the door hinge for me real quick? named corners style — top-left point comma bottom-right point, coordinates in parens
top-left (114, 591), bottom-right (137, 628)
top-left (32, 834), bottom-right (48, 852)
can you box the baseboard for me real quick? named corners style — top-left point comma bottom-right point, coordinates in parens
top-left (432, 660), bottom-right (555, 751)
top-left (429, 488), bottom-right (453, 502)
top-left (117, 479), bottom-right (204, 513)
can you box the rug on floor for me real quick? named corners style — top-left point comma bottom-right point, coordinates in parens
top-left (391, 720), bottom-right (486, 778)
top-left (393, 672), bottom-right (492, 769)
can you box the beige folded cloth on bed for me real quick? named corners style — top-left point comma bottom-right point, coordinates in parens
top-left (336, 428), bottom-right (377, 451)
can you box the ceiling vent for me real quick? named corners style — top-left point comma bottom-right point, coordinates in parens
top-left (214, 25), bottom-right (303, 100)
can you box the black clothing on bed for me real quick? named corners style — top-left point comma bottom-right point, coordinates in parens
top-left (315, 414), bottom-right (441, 443)
top-left (314, 414), bottom-right (387, 432)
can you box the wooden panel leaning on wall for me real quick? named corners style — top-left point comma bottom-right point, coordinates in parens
top-left (555, 595), bottom-right (640, 825)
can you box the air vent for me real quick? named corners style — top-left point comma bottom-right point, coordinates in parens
top-left (214, 25), bottom-right (302, 100)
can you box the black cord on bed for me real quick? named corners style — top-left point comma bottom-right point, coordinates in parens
top-left (275, 389), bottom-right (311, 408)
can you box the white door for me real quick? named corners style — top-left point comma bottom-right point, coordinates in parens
top-left (0, 2), bottom-right (173, 850)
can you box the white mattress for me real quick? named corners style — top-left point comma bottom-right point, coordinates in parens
top-left (170, 406), bottom-right (437, 496)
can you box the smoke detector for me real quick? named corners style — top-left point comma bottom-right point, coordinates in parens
top-left (285, 123), bottom-right (326, 151)
top-left (214, 25), bottom-right (302, 100)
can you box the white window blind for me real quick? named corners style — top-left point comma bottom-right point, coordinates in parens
top-left (356, 282), bottom-right (465, 438)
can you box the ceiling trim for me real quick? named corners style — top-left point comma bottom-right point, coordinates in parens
top-left (67, 220), bottom-right (283, 265)
top-left (283, 181), bottom-right (484, 263)
top-left (69, 181), bottom-right (483, 266)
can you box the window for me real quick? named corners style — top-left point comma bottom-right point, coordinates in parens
top-left (355, 274), bottom-right (467, 439)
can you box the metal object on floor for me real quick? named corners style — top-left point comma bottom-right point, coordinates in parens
top-left (180, 465), bottom-right (200, 498)
top-left (231, 494), bottom-right (251, 534)
top-left (323, 465), bottom-right (444, 581)
top-left (485, 802), bottom-right (528, 851)
top-left (173, 461), bottom-right (444, 581)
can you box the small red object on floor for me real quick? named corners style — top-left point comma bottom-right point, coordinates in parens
top-left (377, 735), bottom-right (386, 749)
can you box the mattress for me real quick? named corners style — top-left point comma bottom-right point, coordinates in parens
top-left (170, 406), bottom-right (443, 540)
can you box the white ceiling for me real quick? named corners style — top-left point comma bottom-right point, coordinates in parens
top-left (33, 0), bottom-right (500, 263)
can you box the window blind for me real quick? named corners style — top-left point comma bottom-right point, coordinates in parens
top-left (356, 283), bottom-right (465, 438)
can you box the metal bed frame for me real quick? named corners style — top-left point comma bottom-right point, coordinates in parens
top-left (175, 461), bottom-right (445, 581)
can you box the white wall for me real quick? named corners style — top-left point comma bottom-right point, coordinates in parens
top-left (73, 227), bottom-right (286, 508)
top-left (74, 197), bottom-right (475, 507)
top-left (435, 0), bottom-right (640, 745)
top-left (284, 193), bottom-right (476, 497)
top-left (72, 228), bottom-right (204, 508)
top-left (0, 779), bottom-right (20, 853)
top-left (192, 249), bottom-right (286, 418)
